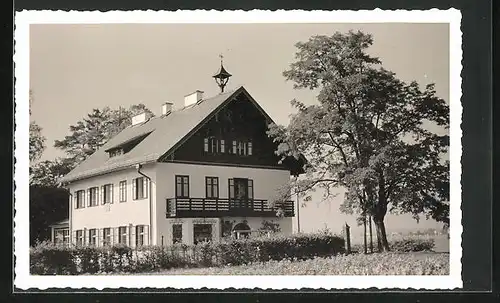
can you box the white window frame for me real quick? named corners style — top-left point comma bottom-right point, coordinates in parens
top-left (75, 190), bottom-right (85, 209)
top-left (136, 225), bottom-right (145, 246)
top-left (89, 187), bottom-right (99, 207)
top-left (102, 184), bottom-right (113, 204)
top-left (76, 230), bottom-right (84, 246)
top-left (103, 228), bottom-right (112, 246)
top-left (119, 180), bottom-right (127, 202)
top-left (118, 226), bottom-right (128, 245)
top-left (133, 177), bottom-right (148, 200)
top-left (88, 229), bottom-right (97, 246)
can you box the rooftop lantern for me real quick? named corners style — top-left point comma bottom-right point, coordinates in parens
top-left (213, 54), bottom-right (232, 93)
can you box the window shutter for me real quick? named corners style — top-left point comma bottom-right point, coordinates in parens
top-left (145, 225), bottom-right (150, 245)
top-left (99, 228), bottom-right (104, 247)
top-left (85, 190), bottom-right (89, 207)
top-left (113, 227), bottom-right (121, 244)
top-left (132, 179), bottom-right (137, 200)
top-left (110, 184), bottom-right (114, 204)
top-left (143, 178), bottom-right (148, 199)
top-left (248, 180), bottom-right (254, 199)
top-left (83, 228), bottom-right (87, 246)
top-left (131, 225), bottom-right (136, 248)
top-left (100, 186), bottom-right (105, 205)
top-left (229, 179), bottom-right (234, 199)
top-left (73, 193), bottom-right (78, 209)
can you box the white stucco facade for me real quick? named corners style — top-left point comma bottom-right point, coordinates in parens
top-left (68, 161), bottom-right (294, 247)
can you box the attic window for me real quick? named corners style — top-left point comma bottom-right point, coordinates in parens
top-left (109, 149), bottom-right (123, 158)
top-left (105, 131), bottom-right (153, 158)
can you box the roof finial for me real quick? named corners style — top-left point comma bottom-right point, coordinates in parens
top-left (213, 54), bottom-right (232, 93)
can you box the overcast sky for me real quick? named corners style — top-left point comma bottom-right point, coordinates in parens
top-left (29, 23), bottom-right (450, 235)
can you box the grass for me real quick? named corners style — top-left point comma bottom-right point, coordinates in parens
top-left (145, 252), bottom-right (449, 275)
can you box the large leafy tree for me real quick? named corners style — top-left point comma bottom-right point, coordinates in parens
top-left (268, 31), bottom-right (449, 251)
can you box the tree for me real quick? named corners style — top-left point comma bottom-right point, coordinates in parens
top-left (268, 31), bottom-right (449, 251)
top-left (29, 186), bottom-right (69, 245)
top-left (29, 91), bottom-right (46, 162)
top-left (30, 157), bottom-right (76, 187)
top-left (54, 104), bottom-right (154, 164)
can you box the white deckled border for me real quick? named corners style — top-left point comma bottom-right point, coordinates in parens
top-left (14, 9), bottom-right (463, 290)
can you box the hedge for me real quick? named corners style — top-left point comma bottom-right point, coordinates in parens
top-left (30, 232), bottom-right (345, 275)
top-left (351, 237), bottom-right (435, 253)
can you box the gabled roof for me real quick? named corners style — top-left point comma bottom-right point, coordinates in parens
top-left (61, 86), bottom-right (272, 183)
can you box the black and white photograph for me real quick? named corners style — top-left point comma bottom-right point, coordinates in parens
top-left (14, 10), bottom-right (462, 290)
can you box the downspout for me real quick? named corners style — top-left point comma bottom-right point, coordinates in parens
top-left (59, 181), bottom-right (72, 245)
top-left (136, 164), bottom-right (153, 245)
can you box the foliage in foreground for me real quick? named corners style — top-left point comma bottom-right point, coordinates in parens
top-left (30, 232), bottom-right (345, 275)
top-left (152, 252), bottom-right (449, 276)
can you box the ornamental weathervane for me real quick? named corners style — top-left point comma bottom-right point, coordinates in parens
top-left (213, 54), bottom-right (232, 93)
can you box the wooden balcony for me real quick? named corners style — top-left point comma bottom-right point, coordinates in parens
top-left (166, 197), bottom-right (295, 218)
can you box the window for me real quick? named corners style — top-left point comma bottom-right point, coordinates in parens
top-left (229, 178), bottom-right (254, 200)
top-left (172, 224), bottom-right (182, 244)
top-left (119, 180), bottom-right (127, 202)
top-left (75, 190), bottom-right (85, 209)
top-left (76, 230), bottom-right (84, 246)
top-left (175, 175), bottom-right (190, 198)
top-left (118, 226), bottom-right (128, 245)
top-left (248, 179), bottom-right (254, 199)
top-left (220, 139), bottom-right (225, 153)
top-left (103, 228), bottom-right (112, 246)
top-left (89, 187), bottom-right (99, 207)
top-left (204, 137), bottom-right (223, 154)
top-left (230, 140), bottom-right (252, 156)
top-left (193, 224), bottom-right (212, 244)
top-left (232, 140), bottom-right (237, 154)
top-left (133, 177), bottom-right (148, 200)
top-left (54, 229), bottom-right (69, 246)
top-left (109, 149), bottom-right (123, 158)
top-left (205, 177), bottom-right (219, 198)
top-left (237, 141), bottom-right (245, 155)
top-left (102, 184), bottom-right (113, 204)
top-left (136, 225), bottom-right (145, 246)
top-left (88, 229), bottom-right (97, 246)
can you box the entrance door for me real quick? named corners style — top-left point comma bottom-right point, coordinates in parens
top-left (229, 178), bottom-right (250, 209)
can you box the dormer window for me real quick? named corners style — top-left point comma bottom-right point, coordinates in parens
top-left (105, 131), bottom-right (152, 159)
top-left (108, 148), bottom-right (123, 158)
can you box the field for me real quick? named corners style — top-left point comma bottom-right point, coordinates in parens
top-left (146, 251), bottom-right (449, 275)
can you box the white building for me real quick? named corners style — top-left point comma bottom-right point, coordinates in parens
top-left (60, 64), bottom-right (305, 247)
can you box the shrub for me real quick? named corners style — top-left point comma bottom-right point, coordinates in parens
top-left (390, 238), bottom-right (435, 252)
top-left (30, 232), bottom-right (345, 275)
top-left (350, 237), bottom-right (435, 253)
top-left (30, 241), bottom-right (76, 275)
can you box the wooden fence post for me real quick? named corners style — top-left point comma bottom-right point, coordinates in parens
top-left (344, 223), bottom-right (351, 255)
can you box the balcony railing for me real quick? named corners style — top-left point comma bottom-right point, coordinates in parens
top-left (166, 197), bottom-right (294, 218)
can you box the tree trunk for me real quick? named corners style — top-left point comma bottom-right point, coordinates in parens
top-left (363, 215), bottom-right (367, 254)
top-left (373, 217), bottom-right (390, 252)
top-left (369, 215), bottom-right (374, 253)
